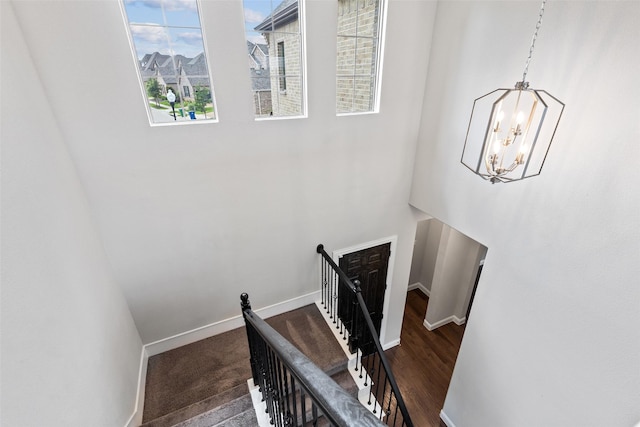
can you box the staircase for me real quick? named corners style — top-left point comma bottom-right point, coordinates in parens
top-left (141, 304), bottom-right (357, 427)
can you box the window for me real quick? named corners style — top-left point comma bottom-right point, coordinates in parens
top-left (336, 0), bottom-right (386, 114)
top-left (121, 0), bottom-right (217, 124)
top-left (243, 0), bottom-right (306, 118)
top-left (277, 41), bottom-right (287, 92)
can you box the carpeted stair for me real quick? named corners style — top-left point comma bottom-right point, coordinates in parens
top-left (141, 304), bottom-right (356, 427)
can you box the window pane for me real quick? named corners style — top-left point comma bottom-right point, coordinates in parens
top-left (243, 0), bottom-right (306, 119)
top-left (336, 36), bottom-right (356, 76)
top-left (336, 0), bottom-right (384, 114)
top-left (122, 0), bottom-right (217, 125)
top-left (271, 76), bottom-right (303, 117)
top-left (336, 76), bottom-right (374, 113)
top-left (356, 0), bottom-right (379, 38)
top-left (355, 37), bottom-right (375, 76)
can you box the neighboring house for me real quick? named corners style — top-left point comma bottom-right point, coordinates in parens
top-left (248, 41), bottom-right (272, 116)
top-left (255, 0), bottom-right (381, 115)
top-left (139, 51), bottom-right (210, 102)
top-left (336, 0), bottom-right (380, 113)
top-left (255, 0), bottom-right (302, 116)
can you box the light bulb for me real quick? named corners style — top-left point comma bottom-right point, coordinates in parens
top-left (494, 110), bottom-right (504, 132)
top-left (493, 141), bottom-right (501, 154)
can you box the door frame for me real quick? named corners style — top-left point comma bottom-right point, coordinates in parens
top-left (332, 235), bottom-right (397, 347)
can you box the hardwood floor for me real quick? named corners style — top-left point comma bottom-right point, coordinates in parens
top-left (384, 289), bottom-right (466, 427)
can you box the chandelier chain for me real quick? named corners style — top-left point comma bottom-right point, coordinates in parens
top-left (522, 0), bottom-right (547, 83)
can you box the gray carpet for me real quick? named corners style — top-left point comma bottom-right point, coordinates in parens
top-left (142, 304), bottom-right (349, 426)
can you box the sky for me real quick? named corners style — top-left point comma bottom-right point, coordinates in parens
top-left (123, 0), bottom-right (280, 59)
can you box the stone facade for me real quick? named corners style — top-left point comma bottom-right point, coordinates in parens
top-left (263, 19), bottom-right (303, 117)
top-left (253, 90), bottom-right (273, 116)
top-left (336, 0), bottom-right (380, 113)
top-left (255, 0), bottom-right (382, 117)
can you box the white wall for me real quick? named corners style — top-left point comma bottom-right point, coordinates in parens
top-left (421, 218), bottom-right (444, 292)
top-left (409, 219), bottom-right (430, 286)
top-left (10, 0), bottom-right (438, 346)
top-left (425, 225), bottom-right (484, 327)
top-left (1, 3), bottom-right (143, 425)
top-left (410, 1), bottom-right (640, 425)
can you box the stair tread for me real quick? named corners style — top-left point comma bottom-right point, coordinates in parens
top-left (266, 304), bottom-right (349, 375)
top-left (142, 384), bottom-right (250, 427)
top-left (143, 304), bottom-right (349, 427)
top-left (142, 327), bottom-right (251, 423)
top-left (172, 394), bottom-right (256, 427)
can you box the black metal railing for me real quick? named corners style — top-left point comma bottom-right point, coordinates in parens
top-left (316, 244), bottom-right (414, 427)
top-left (241, 293), bottom-right (385, 427)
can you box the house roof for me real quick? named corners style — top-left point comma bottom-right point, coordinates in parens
top-left (254, 0), bottom-right (298, 32)
top-left (139, 52), bottom-right (210, 86)
top-left (247, 40), bottom-right (269, 70)
top-left (250, 69), bottom-right (271, 91)
top-left (246, 41), bottom-right (271, 91)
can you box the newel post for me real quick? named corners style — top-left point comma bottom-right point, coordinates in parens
top-left (240, 293), bottom-right (258, 384)
top-left (240, 292), bottom-right (251, 312)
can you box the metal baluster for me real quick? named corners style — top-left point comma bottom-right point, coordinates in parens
top-left (290, 376), bottom-right (298, 426)
top-left (301, 389), bottom-right (307, 425)
top-left (323, 259), bottom-right (328, 310)
top-left (275, 356), bottom-right (284, 426)
top-left (264, 345), bottom-right (274, 424)
top-left (331, 273), bottom-right (336, 324)
top-left (392, 401), bottom-right (399, 426)
top-left (268, 348), bottom-right (279, 425)
top-left (312, 402), bottom-right (318, 426)
top-left (351, 291), bottom-right (358, 352)
top-left (363, 353), bottom-right (369, 386)
top-left (379, 375), bottom-right (389, 421)
top-left (283, 368), bottom-right (292, 425)
top-left (367, 353), bottom-right (375, 405)
top-left (374, 355), bottom-right (384, 413)
top-left (385, 376), bottom-right (393, 420)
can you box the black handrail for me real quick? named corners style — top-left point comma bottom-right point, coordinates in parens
top-left (241, 293), bottom-right (385, 427)
top-left (316, 244), bottom-right (414, 427)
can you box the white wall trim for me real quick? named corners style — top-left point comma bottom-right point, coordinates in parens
top-left (423, 315), bottom-right (466, 331)
top-left (407, 281), bottom-right (430, 297)
top-left (440, 409), bottom-right (456, 427)
top-left (125, 347), bottom-right (149, 427)
top-left (453, 315), bottom-right (466, 326)
top-left (332, 235), bottom-right (398, 345)
top-left (145, 290), bottom-right (321, 356)
top-left (382, 338), bottom-right (400, 350)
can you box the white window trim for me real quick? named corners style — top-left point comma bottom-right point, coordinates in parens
top-left (252, 0), bottom-right (308, 121)
top-left (119, 0), bottom-right (220, 126)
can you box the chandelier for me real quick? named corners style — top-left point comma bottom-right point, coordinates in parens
top-left (461, 0), bottom-right (565, 183)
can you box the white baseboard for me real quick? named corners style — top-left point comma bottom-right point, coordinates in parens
top-left (145, 291), bottom-right (321, 356)
top-left (382, 338), bottom-right (400, 350)
top-left (407, 282), bottom-right (430, 297)
top-left (440, 409), bottom-right (456, 427)
top-left (125, 347), bottom-right (148, 427)
top-left (126, 291), bottom-right (320, 426)
top-left (423, 314), bottom-right (466, 331)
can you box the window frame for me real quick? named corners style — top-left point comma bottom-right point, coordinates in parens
top-left (243, 0), bottom-right (308, 121)
top-left (120, 0), bottom-right (219, 126)
top-left (277, 41), bottom-right (287, 93)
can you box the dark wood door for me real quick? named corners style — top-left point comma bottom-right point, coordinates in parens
top-left (339, 243), bottom-right (390, 338)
